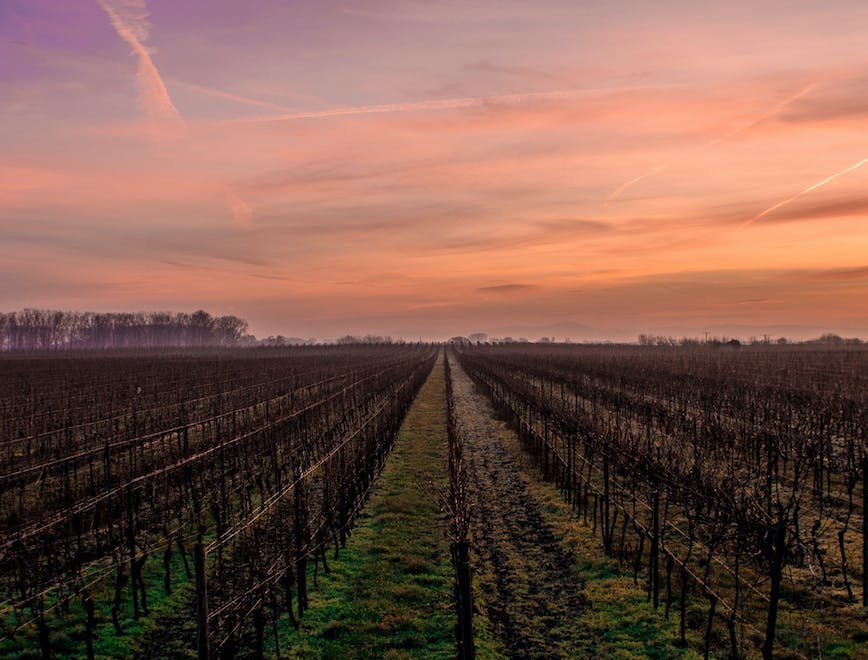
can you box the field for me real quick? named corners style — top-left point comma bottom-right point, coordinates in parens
top-left (0, 344), bottom-right (865, 658)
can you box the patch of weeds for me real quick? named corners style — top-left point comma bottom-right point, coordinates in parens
top-left (404, 555), bottom-right (433, 575)
top-left (321, 620), bottom-right (351, 640)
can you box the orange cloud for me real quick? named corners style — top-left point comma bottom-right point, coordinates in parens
top-left (4, 2), bottom-right (868, 339)
top-left (477, 284), bottom-right (539, 294)
top-left (795, 265), bottom-right (868, 281)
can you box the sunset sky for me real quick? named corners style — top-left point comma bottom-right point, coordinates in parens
top-left (2, 1), bottom-right (867, 340)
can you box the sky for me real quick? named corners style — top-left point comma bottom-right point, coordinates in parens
top-left (2, 0), bottom-right (868, 341)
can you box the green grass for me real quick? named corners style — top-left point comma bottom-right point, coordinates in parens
top-left (471, 447), bottom-right (866, 659)
top-left (1, 536), bottom-right (202, 659)
top-left (274, 356), bottom-right (469, 659)
top-left (496, 446), bottom-right (703, 659)
top-left (2, 356), bottom-right (479, 659)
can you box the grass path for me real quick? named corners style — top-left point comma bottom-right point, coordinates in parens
top-left (284, 351), bottom-right (699, 659)
top-left (278, 352), bottom-right (456, 658)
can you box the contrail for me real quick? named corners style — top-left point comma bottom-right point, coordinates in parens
top-left (743, 155), bottom-right (868, 227)
top-left (167, 79), bottom-right (297, 113)
top-left (607, 82), bottom-right (818, 202)
top-left (606, 165), bottom-right (667, 202)
top-left (209, 87), bottom-right (594, 126)
top-left (716, 82), bottom-right (817, 143)
top-left (97, 0), bottom-right (183, 130)
top-left (98, 0), bottom-right (150, 42)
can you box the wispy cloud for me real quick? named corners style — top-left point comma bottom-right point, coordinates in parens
top-left (477, 283), bottom-right (539, 294)
top-left (746, 195), bottom-right (868, 224)
top-left (96, 2), bottom-right (266, 230)
top-left (6, 2), bottom-right (868, 338)
top-left (97, 0), bottom-right (183, 132)
top-left (744, 155), bottom-right (868, 226)
top-left (167, 78), bottom-right (296, 113)
top-left (780, 76), bottom-right (868, 123)
top-left (228, 194), bottom-right (253, 228)
top-left (606, 165), bottom-right (667, 202)
top-left (210, 87), bottom-right (603, 126)
top-left (607, 82), bottom-right (818, 202)
top-left (464, 60), bottom-right (577, 86)
top-left (98, 0), bottom-right (151, 42)
top-left (535, 219), bottom-right (612, 233)
top-left (796, 265), bottom-right (868, 281)
top-left (717, 82), bottom-right (819, 141)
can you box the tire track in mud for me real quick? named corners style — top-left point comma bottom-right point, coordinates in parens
top-left (450, 355), bottom-right (593, 658)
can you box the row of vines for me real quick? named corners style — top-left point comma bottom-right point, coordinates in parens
top-left (0, 345), bottom-right (436, 658)
top-left (456, 344), bottom-right (866, 659)
top-left (444, 354), bottom-right (474, 659)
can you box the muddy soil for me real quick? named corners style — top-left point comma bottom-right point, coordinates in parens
top-left (449, 356), bottom-right (594, 658)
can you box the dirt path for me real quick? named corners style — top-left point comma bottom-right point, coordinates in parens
top-left (449, 355), bottom-right (594, 658)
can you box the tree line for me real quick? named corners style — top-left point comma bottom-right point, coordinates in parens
top-left (0, 309), bottom-right (248, 351)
